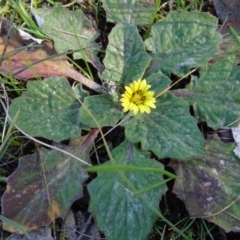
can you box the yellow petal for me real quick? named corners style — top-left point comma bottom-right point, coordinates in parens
top-left (143, 91), bottom-right (154, 98)
top-left (121, 93), bottom-right (131, 99)
top-left (133, 79), bottom-right (141, 92)
top-left (139, 79), bottom-right (147, 91)
top-left (120, 97), bottom-right (126, 101)
top-left (144, 97), bottom-right (156, 103)
top-left (122, 101), bottom-right (130, 107)
top-left (141, 105), bottom-right (151, 113)
top-left (121, 98), bottom-right (129, 103)
top-left (138, 104), bottom-right (146, 113)
top-left (122, 103), bottom-right (130, 112)
top-left (132, 105), bottom-right (139, 115)
top-left (144, 100), bottom-right (156, 108)
top-left (125, 86), bottom-right (133, 95)
top-left (145, 84), bottom-right (151, 91)
top-left (141, 79), bottom-right (153, 92)
top-left (129, 102), bottom-right (135, 110)
top-left (120, 79), bottom-right (156, 115)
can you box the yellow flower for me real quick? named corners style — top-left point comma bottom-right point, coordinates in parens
top-left (120, 79), bottom-right (156, 115)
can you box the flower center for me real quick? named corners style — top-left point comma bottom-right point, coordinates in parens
top-left (131, 91), bottom-right (145, 105)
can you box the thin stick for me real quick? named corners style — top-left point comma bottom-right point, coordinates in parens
top-left (156, 68), bottom-right (197, 98)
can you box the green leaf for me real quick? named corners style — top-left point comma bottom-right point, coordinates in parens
top-left (88, 140), bottom-right (167, 240)
top-left (101, 23), bottom-right (151, 84)
top-left (80, 94), bottom-right (123, 127)
top-left (145, 12), bottom-right (221, 76)
top-left (0, 177), bottom-right (7, 182)
top-left (32, 7), bottom-right (103, 72)
top-left (102, 0), bottom-right (156, 26)
top-left (169, 137), bottom-right (240, 232)
top-left (123, 92), bottom-right (205, 160)
top-left (9, 77), bottom-right (85, 142)
top-left (175, 61), bottom-right (240, 129)
top-left (1, 130), bottom-right (98, 233)
top-left (146, 70), bottom-right (171, 95)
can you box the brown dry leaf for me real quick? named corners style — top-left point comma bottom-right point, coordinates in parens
top-left (169, 137), bottom-right (240, 232)
top-left (0, 18), bottom-right (103, 93)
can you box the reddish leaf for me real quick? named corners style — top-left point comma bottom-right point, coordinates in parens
top-left (1, 129), bottom-right (99, 233)
top-left (169, 137), bottom-right (240, 232)
top-left (0, 18), bottom-right (103, 93)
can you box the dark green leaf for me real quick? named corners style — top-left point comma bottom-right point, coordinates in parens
top-left (145, 12), bottom-right (221, 76)
top-left (9, 77), bottom-right (85, 142)
top-left (123, 92), bottom-right (205, 159)
top-left (80, 94), bottom-right (123, 127)
top-left (175, 61), bottom-right (240, 129)
top-left (32, 7), bottom-right (103, 72)
top-left (146, 70), bottom-right (171, 95)
top-left (88, 140), bottom-right (167, 240)
top-left (101, 23), bottom-right (151, 84)
top-left (102, 0), bottom-right (156, 26)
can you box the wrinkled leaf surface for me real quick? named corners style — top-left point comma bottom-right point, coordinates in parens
top-left (102, 0), bottom-right (156, 26)
top-left (145, 12), bottom-right (221, 76)
top-left (170, 137), bottom-right (240, 232)
top-left (175, 61), bottom-right (240, 129)
top-left (9, 77), bottom-right (87, 142)
top-left (123, 92), bottom-right (205, 160)
top-left (32, 7), bottom-right (103, 72)
top-left (101, 23), bottom-right (151, 84)
top-left (80, 94), bottom-right (123, 127)
top-left (88, 140), bottom-right (167, 240)
top-left (2, 130), bottom-right (98, 233)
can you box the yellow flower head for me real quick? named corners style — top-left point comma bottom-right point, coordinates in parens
top-left (120, 79), bottom-right (156, 115)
